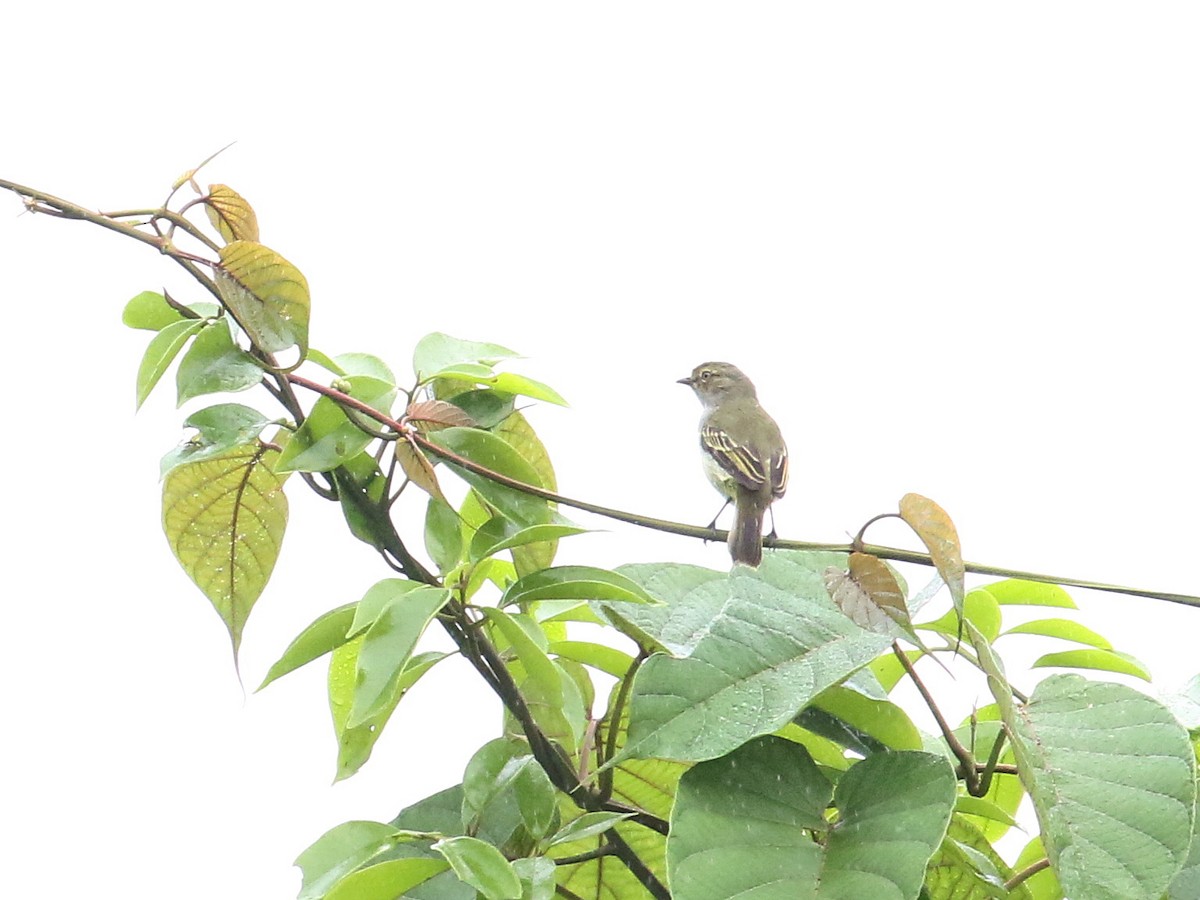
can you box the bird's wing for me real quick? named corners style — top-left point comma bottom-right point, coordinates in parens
top-left (770, 445), bottom-right (788, 498)
top-left (701, 423), bottom-right (767, 492)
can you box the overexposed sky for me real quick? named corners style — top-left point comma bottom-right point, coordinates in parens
top-left (3, 4), bottom-right (1199, 897)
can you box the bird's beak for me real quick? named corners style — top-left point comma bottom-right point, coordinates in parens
top-left (677, 376), bottom-right (694, 386)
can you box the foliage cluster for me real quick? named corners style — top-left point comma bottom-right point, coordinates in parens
top-left (4, 165), bottom-right (1199, 900)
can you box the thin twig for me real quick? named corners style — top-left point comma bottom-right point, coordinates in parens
top-left (893, 641), bottom-right (979, 793)
top-left (1005, 857), bottom-right (1051, 891)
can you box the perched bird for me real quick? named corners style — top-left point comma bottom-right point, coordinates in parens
top-left (678, 362), bottom-right (788, 567)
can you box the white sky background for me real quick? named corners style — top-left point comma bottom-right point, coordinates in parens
top-left (3, 3), bottom-right (1198, 897)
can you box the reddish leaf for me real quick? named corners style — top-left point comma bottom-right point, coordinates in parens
top-left (405, 398), bottom-right (476, 431)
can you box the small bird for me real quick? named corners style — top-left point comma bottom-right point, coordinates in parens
top-left (678, 362), bottom-right (788, 567)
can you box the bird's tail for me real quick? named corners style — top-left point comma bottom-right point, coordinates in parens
top-left (729, 492), bottom-right (768, 567)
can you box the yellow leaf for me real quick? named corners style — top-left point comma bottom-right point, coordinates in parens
top-left (395, 437), bottom-right (445, 502)
top-left (215, 240), bottom-right (310, 364)
top-left (161, 442), bottom-right (289, 663)
top-left (205, 184), bottom-right (260, 243)
top-left (899, 493), bottom-right (965, 611)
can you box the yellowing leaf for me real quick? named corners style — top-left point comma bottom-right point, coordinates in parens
top-left (395, 438), bottom-right (445, 502)
top-left (205, 184), bottom-right (260, 243)
top-left (162, 442), bottom-right (289, 662)
top-left (495, 411), bottom-right (558, 575)
top-left (899, 493), bottom-right (965, 616)
top-left (215, 240), bottom-right (310, 364)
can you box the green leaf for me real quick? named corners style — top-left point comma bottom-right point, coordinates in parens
top-left (348, 585), bottom-right (449, 727)
top-left (549, 641), bottom-right (634, 679)
top-left (123, 290), bottom-right (188, 331)
top-left (425, 497), bottom-right (465, 573)
top-left (471, 522), bottom-right (588, 564)
top-left (1167, 808), bottom-right (1200, 900)
top-left (611, 552), bottom-right (894, 763)
top-left (919, 587), bottom-right (1003, 643)
top-left (504, 566), bottom-right (660, 608)
top-left (432, 836), bottom-right (522, 900)
top-left (811, 684), bottom-right (923, 750)
top-left (349, 579), bottom-right (432, 636)
top-left (981, 579), bottom-right (1076, 608)
top-left (493, 412), bottom-right (561, 574)
top-left (174, 319), bottom-right (264, 405)
top-left (463, 740), bottom-right (557, 845)
top-left (136, 317), bottom-right (207, 407)
top-left (214, 239), bottom-right (310, 363)
top-left (162, 443), bottom-right (288, 662)
top-left (429, 365), bottom-right (567, 406)
top-left (1032, 647), bottom-right (1152, 681)
top-left (667, 737), bottom-right (956, 899)
top-left (544, 812), bottom-right (634, 849)
top-left (159, 403), bottom-right (272, 477)
top-left (1013, 836), bottom-right (1063, 900)
top-left (274, 375), bottom-right (397, 473)
top-left (323, 858), bottom-right (451, 900)
top-left (447, 389), bottom-right (516, 428)
top-left (335, 352), bottom-right (396, 383)
top-left (413, 332), bottom-right (519, 380)
top-left (482, 608), bottom-right (585, 751)
top-left (306, 348), bottom-right (346, 376)
top-left (257, 602), bottom-right (356, 690)
top-left (997, 670), bottom-right (1196, 900)
top-left (926, 816), bottom-right (1033, 900)
top-left (1001, 617), bottom-right (1113, 649)
top-left (332, 453), bottom-right (390, 550)
top-left (330, 638), bottom-right (445, 781)
top-left (204, 183), bottom-right (260, 243)
top-left (426, 427), bottom-right (551, 527)
top-left (954, 795), bottom-right (1021, 829)
top-left (295, 820), bottom-right (403, 900)
top-left (511, 857), bottom-right (555, 900)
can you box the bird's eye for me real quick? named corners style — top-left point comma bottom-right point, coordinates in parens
top-left (700, 370), bottom-right (711, 380)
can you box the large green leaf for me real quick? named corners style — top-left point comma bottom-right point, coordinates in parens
top-left (975, 622), bottom-right (1195, 900)
top-left (275, 375), bottom-right (397, 473)
top-left (214, 239), bottom-right (310, 362)
top-left (610, 552), bottom-right (894, 763)
top-left (426, 427), bottom-right (552, 528)
top-left (667, 737), bottom-right (956, 899)
top-left (175, 318), bottom-right (263, 405)
top-left (161, 442), bottom-right (288, 660)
